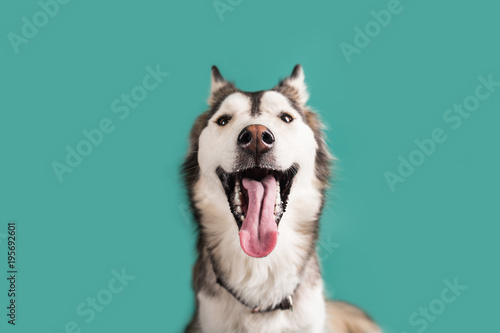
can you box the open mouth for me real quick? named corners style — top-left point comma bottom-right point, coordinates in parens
top-left (216, 164), bottom-right (299, 258)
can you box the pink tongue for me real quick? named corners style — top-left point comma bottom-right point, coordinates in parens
top-left (239, 175), bottom-right (278, 258)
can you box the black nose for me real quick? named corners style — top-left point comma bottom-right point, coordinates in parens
top-left (237, 125), bottom-right (274, 163)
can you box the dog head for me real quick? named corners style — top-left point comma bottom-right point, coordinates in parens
top-left (183, 65), bottom-right (331, 259)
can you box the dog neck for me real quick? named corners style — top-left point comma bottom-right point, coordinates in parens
top-left (214, 272), bottom-right (295, 313)
top-left (196, 215), bottom-right (319, 314)
top-left (192, 174), bottom-right (323, 315)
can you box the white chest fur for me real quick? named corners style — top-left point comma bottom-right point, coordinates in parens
top-left (197, 280), bottom-right (328, 333)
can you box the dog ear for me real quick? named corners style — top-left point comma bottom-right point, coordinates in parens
top-left (274, 64), bottom-right (309, 106)
top-left (209, 66), bottom-right (233, 105)
top-left (211, 66), bottom-right (227, 91)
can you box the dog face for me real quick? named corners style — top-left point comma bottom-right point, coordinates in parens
top-left (183, 65), bottom-right (330, 259)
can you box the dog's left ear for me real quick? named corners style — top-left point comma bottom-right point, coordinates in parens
top-left (274, 64), bottom-right (309, 106)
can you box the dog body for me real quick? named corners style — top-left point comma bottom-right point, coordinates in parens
top-left (183, 66), bottom-right (379, 333)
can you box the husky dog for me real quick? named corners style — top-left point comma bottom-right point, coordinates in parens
top-left (182, 65), bottom-right (380, 333)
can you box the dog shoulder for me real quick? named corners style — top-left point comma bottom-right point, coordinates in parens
top-left (326, 301), bottom-right (381, 333)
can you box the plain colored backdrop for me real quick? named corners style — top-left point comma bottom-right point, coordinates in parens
top-left (1, 0), bottom-right (499, 332)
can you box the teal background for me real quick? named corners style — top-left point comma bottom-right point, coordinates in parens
top-left (1, 0), bottom-right (499, 332)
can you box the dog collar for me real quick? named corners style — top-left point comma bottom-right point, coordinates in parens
top-left (216, 277), bottom-right (294, 313)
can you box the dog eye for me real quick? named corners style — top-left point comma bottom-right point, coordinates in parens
top-left (280, 113), bottom-right (293, 123)
top-left (216, 115), bottom-right (231, 126)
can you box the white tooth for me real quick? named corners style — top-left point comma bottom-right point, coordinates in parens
top-left (275, 194), bottom-right (281, 206)
top-left (274, 205), bottom-right (278, 214)
top-left (234, 180), bottom-right (242, 205)
top-left (240, 215), bottom-right (245, 221)
top-left (236, 206), bottom-right (242, 213)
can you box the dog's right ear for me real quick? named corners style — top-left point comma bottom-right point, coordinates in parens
top-left (208, 66), bottom-right (233, 105)
top-left (211, 66), bottom-right (227, 93)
